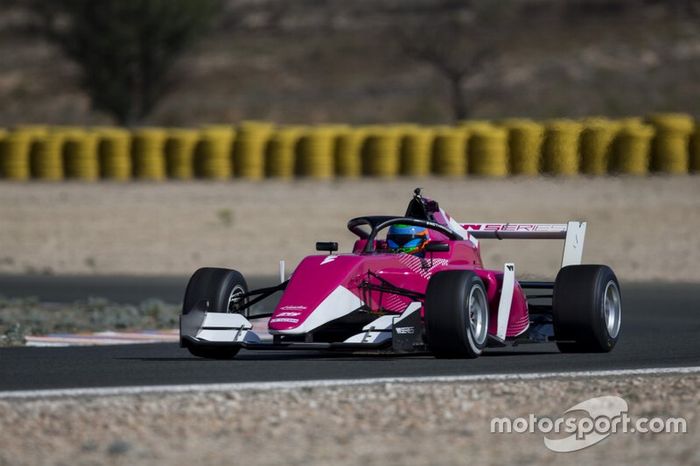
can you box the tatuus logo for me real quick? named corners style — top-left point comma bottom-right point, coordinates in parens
top-left (320, 255), bottom-right (338, 265)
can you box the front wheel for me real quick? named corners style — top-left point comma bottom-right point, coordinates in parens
top-left (183, 342), bottom-right (241, 360)
top-left (182, 267), bottom-right (248, 315)
top-left (425, 270), bottom-right (489, 358)
top-left (553, 265), bottom-right (622, 353)
top-left (181, 267), bottom-right (248, 359)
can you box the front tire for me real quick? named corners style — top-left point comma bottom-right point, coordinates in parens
top-left (182, 267), bottom-right (248, 315)
top-left (184, 343), bottom-right (241, 360)
top-left (425, 270), bottom-right (489, 358)
top-left (553, 265), bottom-right (621, 353)
top-left (182, 267), bottom-right (248, 359)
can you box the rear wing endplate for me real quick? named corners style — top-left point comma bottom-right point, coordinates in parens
top-left (461, 221), bottom-right (587, 268)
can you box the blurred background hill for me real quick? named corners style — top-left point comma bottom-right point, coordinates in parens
top-left (1, 0), bottom-right (699, 127)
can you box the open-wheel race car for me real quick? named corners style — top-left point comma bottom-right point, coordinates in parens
top-left (180, 188), bottom-right (622, 359)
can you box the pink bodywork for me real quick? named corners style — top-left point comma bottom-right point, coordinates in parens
top-left (268, 212), bottom-right (530, 338)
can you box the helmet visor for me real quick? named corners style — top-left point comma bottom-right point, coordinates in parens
top-left (387, 235), bottom-right (424, 252)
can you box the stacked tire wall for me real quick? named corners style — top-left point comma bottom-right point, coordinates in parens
top-left (0, 114), bottom-right (698, 181)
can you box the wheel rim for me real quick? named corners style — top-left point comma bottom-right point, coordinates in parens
top-left (602, 280), bottom-right (621, 338)
top-left (228, 284), bottom-right (246, 313)
top-left (467, 285), bottom-right (488, 345)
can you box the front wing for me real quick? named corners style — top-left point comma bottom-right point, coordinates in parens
top-left (180, 301), bottom-right (425, 352)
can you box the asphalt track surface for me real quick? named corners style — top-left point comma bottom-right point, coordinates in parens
top-left (0, 275), bottom-right (698, 392)
top-left (0, 273), bottom-right (197, 304)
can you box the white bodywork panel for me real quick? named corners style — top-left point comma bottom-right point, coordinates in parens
top-left (462, 223), bottom-right (569, 239)
top-left (273, 285), bottom-right (364, 335)
top-left (196, 328), bottom-right (261, 343)
top-left (395, 302), bottom-right (422, 322)
top-left (182, 312), bottom-right (261, 343)
top-left (439, 208), bottom-right (479, 247)
top-left (496, 263), bottom-right (515, 341)
top-left (343, 302), bottom-right (422, 344)
top-left (461, 221), bottom-right (587, 269)
top-left (361, 315), bottom-right (395, 331)
top-left (561, 221), bottom-right (587, 267)
top-left (343, 330), bottom-right (392, 344)
top-left (439, 207), bottom-right (467, 239)
top-left (199, 312), bottom-right (252, 329)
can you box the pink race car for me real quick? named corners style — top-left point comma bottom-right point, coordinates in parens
top-left (180, 189), bottom-right (622, 359)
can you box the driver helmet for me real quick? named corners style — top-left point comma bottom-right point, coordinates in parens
top-left (387, 224), bottom-right (429, 254)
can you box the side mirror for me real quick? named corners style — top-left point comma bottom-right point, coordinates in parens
top-left (316, 242), bottom-right (338, 253)
top-left (425, 242), bottom-right (449, 253)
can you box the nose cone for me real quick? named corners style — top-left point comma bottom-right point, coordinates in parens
top-left (269, 255), bottom-right (364, 334)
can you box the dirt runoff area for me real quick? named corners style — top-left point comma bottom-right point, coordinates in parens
top-left (0, 373), bottom-right (697, 466)
top-left (0, 176), bottom-right (698, 282)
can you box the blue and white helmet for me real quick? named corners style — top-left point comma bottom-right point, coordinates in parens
top-left (387, 224), bottom-right (429, 254)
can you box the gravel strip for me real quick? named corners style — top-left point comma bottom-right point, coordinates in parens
top-left (0, 374), bottom-right (697, 466)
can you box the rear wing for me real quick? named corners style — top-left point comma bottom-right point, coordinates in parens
top-left (460, 221), bottom-right (587, 268)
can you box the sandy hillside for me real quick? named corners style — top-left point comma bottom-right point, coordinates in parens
top-left (0, 176), bottom-right (698, 282)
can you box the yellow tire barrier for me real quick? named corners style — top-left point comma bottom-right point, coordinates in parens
top-left (469, 127), bottom-right (509, 177)
top-left (1, 119), bottom-right (697, 181)
top-left (13, 125), bottom-right (49, 139)
top-left (266, 126), bottom-right (304, 178)
top-left (362, 127), bottom-right (402, 177)
top-left (0, 129), bottom-right (6, 178)
top-left (194, 126), bottom-right (234, 180)
top-left (580, 118), bottom-right (619, 176)
top-left (64, 130), bottom-right (100, 181)
top-left (646, 113), bottom-right (693, 174)
top-left (542, 120), bottom-right (582, 175)
top-left (432, 127), bottom-right (468, 176)
top-left (23, 127), bottom-right (92, 182)
top-left (500, 119), bottom-right (543, 175)
top-left (0, 129), bottom-right (7, 174)
top-left (97, 128), bottom-right (132, 181)
top-left (31, 131), bottom-right (67, 181)
top-left (233, 121), bottom-right (273, 180)
top-left (617, 117), bottom-right (644, 127)
top-left (132, 128), bottom-right (167, 181)
top-left (296, 127), bottom-right (339, 179)
top-left (458, 120), bottom-right (494, 133)
top-left (335, 128), bottom-right (367, 178)
top-left (22, 126), bottom-right (58, 180)
top-left (165, 129), bottom-right (199, 180)
top-left (401, 127), bottom-right (434, 176)
top-left (690, 125), bottom-right (700, 173)
top-left (0, 130), bottom-right (32, 181)
top-left (610, 124), bottom-right (655, 175)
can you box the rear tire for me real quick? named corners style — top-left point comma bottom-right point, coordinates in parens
top-left (425, 271), bottom-right (489, 359)
top-left (553, 265), bottom-right (621, 353)
top-left (182, 267), bottom-right (248, 359)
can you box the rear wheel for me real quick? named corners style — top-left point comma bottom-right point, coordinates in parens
top-left (182, 267), bottom-right (248, 359)
top-left (553, 265), bottom-right (621, 353)
top-left (425, 270), bottom-right (489, 358)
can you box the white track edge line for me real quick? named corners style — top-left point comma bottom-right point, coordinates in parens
top-left (2, 366), bottom-right (700, 399)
